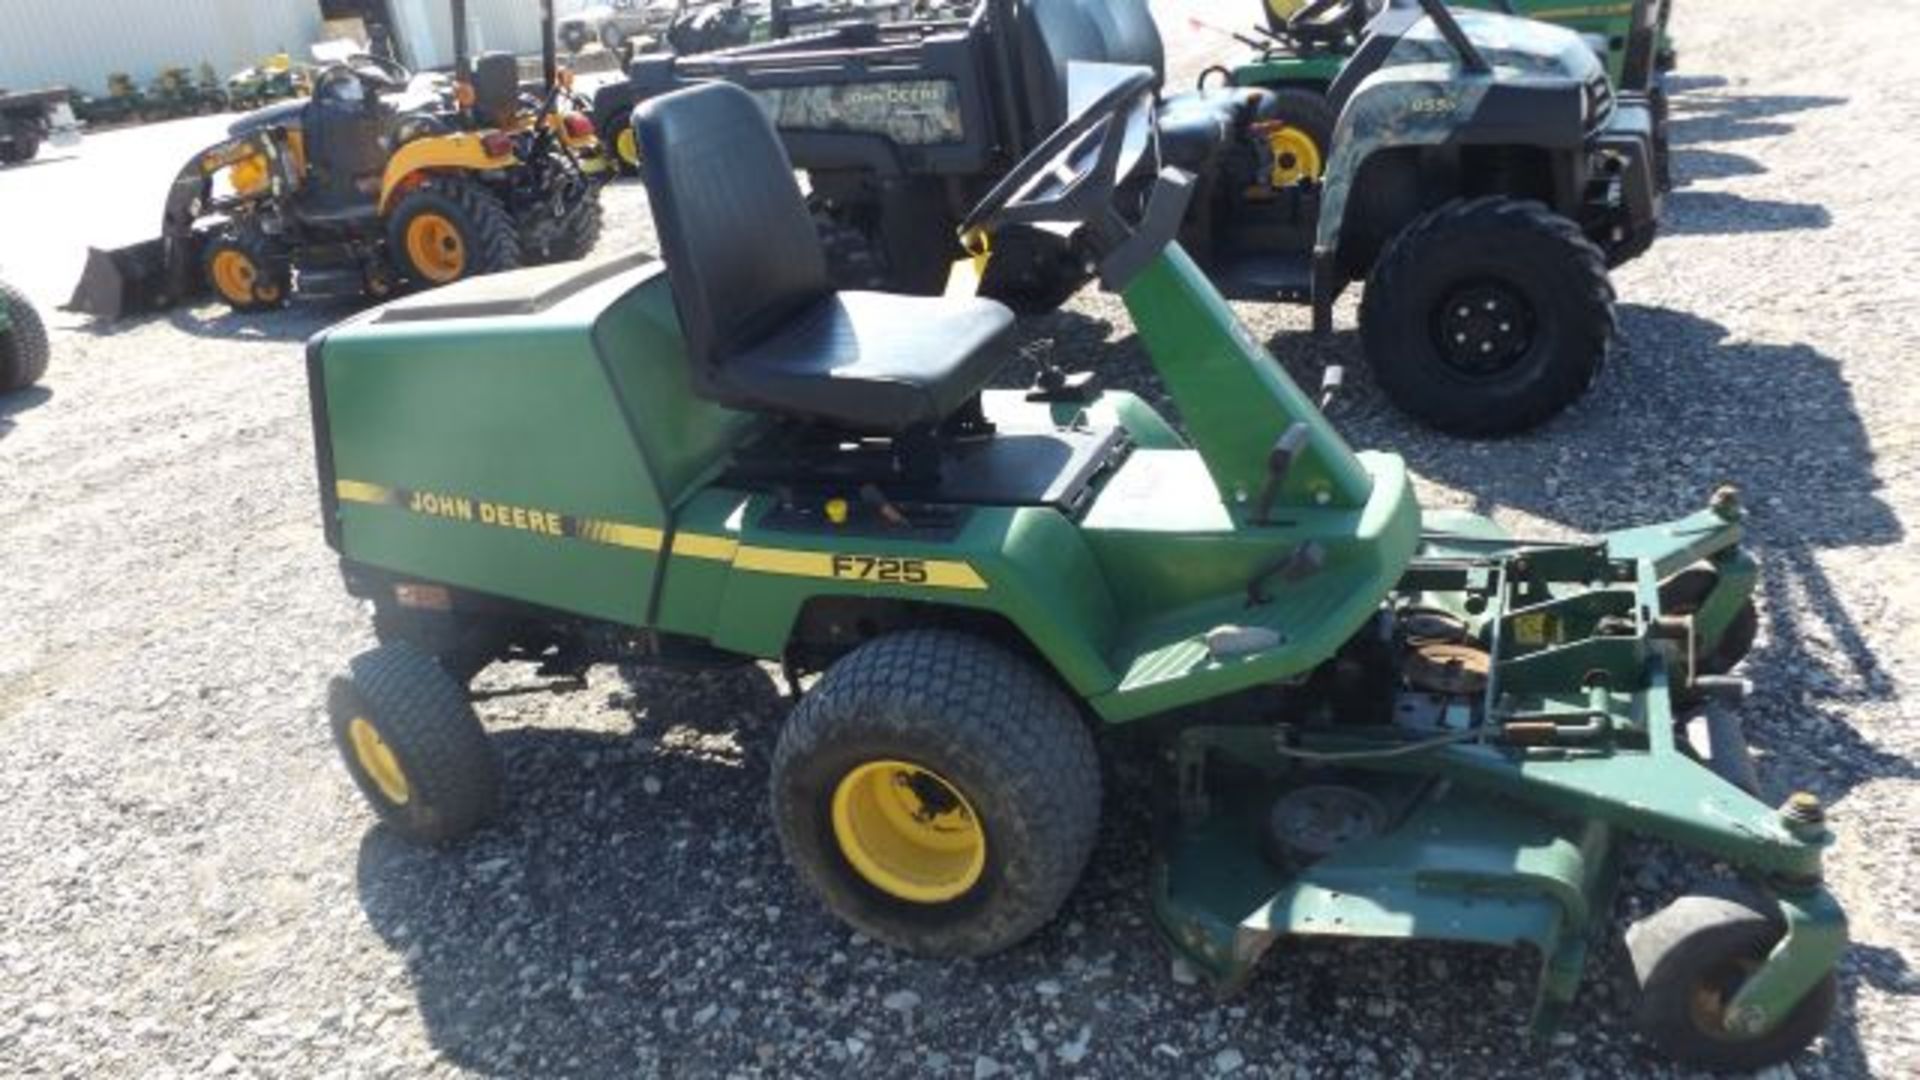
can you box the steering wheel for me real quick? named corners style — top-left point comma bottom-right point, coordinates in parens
top-left (958, 67), bottom-right (1156, 240)
top-left (1286, 0), bottom-right (1357, 33)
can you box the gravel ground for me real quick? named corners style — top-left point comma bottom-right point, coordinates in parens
top-left (4, 1), bottom-right (1919, 1076)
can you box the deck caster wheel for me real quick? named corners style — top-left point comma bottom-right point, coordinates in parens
top-left (770, 630), bottom-right (1100, 957)
top-left (1626, 889), bottom-right (1838, 1071)
top-left (328, 641), bottom-right (502, 845)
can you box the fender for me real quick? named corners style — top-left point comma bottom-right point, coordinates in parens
top-left (377, 134), bottom-right (517, 214)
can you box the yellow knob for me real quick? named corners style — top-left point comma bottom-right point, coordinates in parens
top-left (825, 498), bottom-right (850, 525)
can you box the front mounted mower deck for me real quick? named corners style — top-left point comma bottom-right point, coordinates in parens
top-left (307, 76), bottom-right (1843, 1068)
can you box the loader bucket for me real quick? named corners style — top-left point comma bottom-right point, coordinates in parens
top-left (65, 237), bottom-right (200, 319)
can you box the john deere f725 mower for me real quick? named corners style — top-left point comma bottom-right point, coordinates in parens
top-left (67, 2), bottom-right (608, 318)
top-left (594, 0), bottom-right (1660, 435)
top-left (310, 75), bottom-right (1844, 1069)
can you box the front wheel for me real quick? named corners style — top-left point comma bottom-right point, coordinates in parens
top-left (386, 178), bottom-right (522, 288)
top-left (202, 225), bottom-right (291, 312)
top-left (328, 642), bottom-right (502, 845)
top-left (770, 631), bottom-right (1101, 957)
top-left (0, 279), bottom-right (51, 392)
top-left (1626, 889), bottom-right (1839, 1070)
top-left (1360, 197), bottom-right (1614, 437)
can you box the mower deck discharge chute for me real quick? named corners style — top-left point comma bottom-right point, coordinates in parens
top-left (309, 73), bottom-right (1843, 1070)
top-left (67, 1), bottom-right (607, 321)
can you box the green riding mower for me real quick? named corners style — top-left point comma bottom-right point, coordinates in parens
top-left (311, 74), bottom-right (1844, 1070)
top-left (67, 39), bottom-right (608, 318)
top-left (0, 278), bottom-right (51, 393)
top-left (596, 0), bottom-right (1662, 435)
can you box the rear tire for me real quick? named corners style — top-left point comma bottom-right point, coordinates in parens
top-left (602, 116), bottom-right (642, 177)
top-left (1360, 196), bottom-right (1614, 437)
top-left (770, 630), bottom-right (1100, 957)
top-left (0, 131), bottom-right (42, 165)
top-left (0, 279), bottom-right (50, 392)
top-left (329, 642), bottom-right (502, 845)
top-left (386, 178), bottom-right (521, 288)
top-left (1253, 86), bottom-right (1335, 187)
top-left (1626, 889), bottom-right (1838, 1070)
top-left (600, 23), bottom-right (629, 52)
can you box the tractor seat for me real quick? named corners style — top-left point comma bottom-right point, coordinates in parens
top-left (636, 82), bottom-right (1013, 433)
top-left (1156, 87), bottom-right (1278, 171)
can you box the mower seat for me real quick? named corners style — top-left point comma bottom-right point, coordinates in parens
top-left (636, 82), bottom-right (1013, 433)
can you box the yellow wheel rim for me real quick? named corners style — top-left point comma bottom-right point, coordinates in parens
top-left (347, 716), bottom-right (411, 806)
top-left (1263, 124), bottom-right (1324, 188)
top-left (615, 126), bottom-right (640, 169)
top-left (831, 760), bottom-right (985, 903)
top-left (404, 214), bottom-right (468, 283)
top-left (209, 249), bottom-right (260, 304)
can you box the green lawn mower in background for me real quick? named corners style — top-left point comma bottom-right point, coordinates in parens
top-left (0, 278), bottom-right (51, 393)
top-left (310, 73), bottom-right (1843, 1069)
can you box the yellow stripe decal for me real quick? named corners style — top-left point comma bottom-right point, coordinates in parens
top-left (673, 532), bottom-right (741, 562)
top-left (336, 479), bottom-right (398, 506)
top-left (733, 546), bottom-right (989, 591)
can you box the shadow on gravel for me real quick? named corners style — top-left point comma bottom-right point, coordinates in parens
top-left (1667, 88), bottom-right (1848, 146)
top-left (1660, 190), bottom-right (1831, 235)
top-left (0, 385), bottom-right (52, 440)
top-left (1416, 304), bottom-right (1913, 807)
top-left (67, 300), bottom-right (361, 344)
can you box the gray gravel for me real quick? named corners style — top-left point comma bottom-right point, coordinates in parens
top-left (4, 0), bottom-right (1919, 1076)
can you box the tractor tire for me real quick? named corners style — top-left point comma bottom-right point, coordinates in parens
top-left (1255, 86), bottom-right (1336, 187)
top-left (600, 23), bottom-right (630, 53)
top-left (602, 115), bottom-right (642, 177)
top-left (0, 279), bottom-right (51, 393)
top-left (1626, 887), bottom-right (1838, 1070)
top-left (560, 22), bottom-right (592, 54)
top-left (328, 641), bottom-right (502, 845)
top-left (387, 178), bottom-right (521, 288)
top-left (770, 630), bottom-right (1100, 958)
top-left (0, 131), bottom-right (42, 166)
top-left (1360, 196), bottom-right (1614, 437)
top-left (201, 225), bottom-right (291, 312)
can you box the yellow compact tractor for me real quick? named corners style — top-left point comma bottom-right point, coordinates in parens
top-left (70, 9), bottom-right (608, 318)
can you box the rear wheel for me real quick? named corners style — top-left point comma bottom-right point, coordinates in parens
top-left (1360, 196), bottom-right (1614, 437)
top-left (0, 279), bottom-right (51, 392)
top-left (202, 225), bottom-right (290, 312)
top-left (328, 641), bottom-right (502, 845)
top-left (1627, 889), bottom-right (1838, 1070)
top-left (602, 117), bottom-right (642, 177)
top-left (0, 131), bottom-right (42, 165)
top-left (600, 23), bottom-right (629, 52)
top-left (770, 630), bottom-right (1101, 957)
top-left (1251, 87), bottom-right (1335, 189)
top-left (386, 178), bottom-right (521, 287)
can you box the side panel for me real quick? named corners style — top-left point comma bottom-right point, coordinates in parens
top-left (321, 298), bottom-right (671, 626)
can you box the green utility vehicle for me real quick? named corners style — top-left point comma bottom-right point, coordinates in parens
top-left (311, 75), bottom-right (1842, 1069)
top-left (0, 278), bottom-right (51, 393)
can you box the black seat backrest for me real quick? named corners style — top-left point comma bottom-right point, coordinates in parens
top-left (634, 82), bottom-right (830, 385)
top-left (302, 84), bottom-right (388, 199)
top-left (1012, 0), bottom-right (1164, 142)
top-left (470, 51), bottom-right (521, 128)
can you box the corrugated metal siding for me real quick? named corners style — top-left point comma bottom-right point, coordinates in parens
top-left (0, 0), bottom-right (325, 96)
top-left (389, 0), bottom-right (544, 71)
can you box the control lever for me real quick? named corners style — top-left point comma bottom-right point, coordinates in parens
top-left (1252, 422), bottom-right (1311, 525)
top-left (1318, 365), bottom-right (1345, 412)
top-left (1246, 541), bottom-right (1326, 607)
top-left (860, 483), bottom-right (910, 528)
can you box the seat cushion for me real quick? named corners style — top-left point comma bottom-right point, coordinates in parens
top-left (718, 291), bottom-right (1015, 432)
top-left (1157, 87), bottom-right (1275, 171)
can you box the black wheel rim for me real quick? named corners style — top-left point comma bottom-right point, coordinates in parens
top-left (1430, 280), bottom-right (1537, 379)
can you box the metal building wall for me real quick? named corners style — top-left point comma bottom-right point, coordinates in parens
top-left (386, 0), bottom-right (544, 71)
top-left (0, 0), bottom-right (326, 96)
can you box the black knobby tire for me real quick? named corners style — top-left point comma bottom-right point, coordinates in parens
top-left (540, 194), bottom-right (604, 263)
top-left (1360, 196), bottom-right (1614, 437)
top-left (0, 279), bottom-right (51, 393)
top-left (770, 630), bottom-right (1101, 957)
top-left (600, 23), bottom-right (629, 53)
top-left (560, 22), bottom-right (591, 53)
top-left (386, 177), bottom-right (522, 287)
top-left (201, 224), bottom-right (291, 312)
top-left (328, 641), bottom-right (502, 845)
top-left (1257, 86), bottom-right (1337, 184)
top-left (0, 131), bottom-right (42, 165)
top-left (815, 217), bottom-right (890, 292)
top-left (1626, 888), bottom-right (1838, 1070)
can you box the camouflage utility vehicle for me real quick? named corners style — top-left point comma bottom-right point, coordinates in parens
top-left (593, 0), bottom-right (1662, 435)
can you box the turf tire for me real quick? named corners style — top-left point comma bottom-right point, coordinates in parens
top-left (0, 279), bottom-right (51, 392)
top-left (770, 630), bottom-right (1100, 957)
top-left (329, 641), bottom-right (502, 845)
